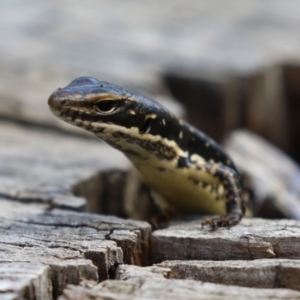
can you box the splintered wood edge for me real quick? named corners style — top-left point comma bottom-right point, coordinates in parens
top-left (0, 211), bottom-right (151, 299)
top-left (0, 262), bottom-right (52, 300)
top-left (156, 259), bottom-right (300, 290)
top-left (150, 218), bottom-right (300, 262)
top-left (58, 264), bottom-right (300, 300)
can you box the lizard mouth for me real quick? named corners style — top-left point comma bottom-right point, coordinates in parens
top-left (48, 92), bottom-right (80, 119)
top-left (48, 89), bottom-right (86, 111)
top-left (48, 92), bottom-right (103, 133)
top-left (48, 92), bottom-right (62, 115)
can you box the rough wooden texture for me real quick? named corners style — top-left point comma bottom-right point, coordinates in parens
top-left (0, 121), bottom-right (129, 206)
top-left (2, 2), bottom-right (300, 298)
top-left (59, 264), bottom-right (300, 300)
top-left (0, 122), bottom-right (152, 299)
top-left (0, 262), bottom-right (52, 300)
top-left (150, 218), bottom-right (300, 263)
top-left (0, 120), bottom-right (162, 221)
top-left (2, 123), bottom-right (300, 298)
top-left (0, 211), bottom-right (150, 299)
top-left (157, 259), bottom-right (300, 290)
top-left (225, 129), bottom-right (300, 219)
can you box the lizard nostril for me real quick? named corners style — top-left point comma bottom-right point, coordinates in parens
top-left (61, 99), bottom-right (69, 106)
top-left (48, 94), bottom-right (70, 109)
top-left (48, 94), bottom-right (61, 109)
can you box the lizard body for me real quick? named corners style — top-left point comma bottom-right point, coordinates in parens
top-left (48, 77), bottom-right (245, 228)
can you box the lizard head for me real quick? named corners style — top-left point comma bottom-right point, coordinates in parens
top-left (48, 76), bottom-right (168, 132)
top-left (48, 77), bottom-right (176, 157)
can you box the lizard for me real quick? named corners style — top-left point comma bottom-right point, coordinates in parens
top-left (48, 76), bottom-right (245, 229)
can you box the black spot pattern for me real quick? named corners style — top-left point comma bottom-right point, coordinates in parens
top-left (112, 131), bottom-right (177, 160)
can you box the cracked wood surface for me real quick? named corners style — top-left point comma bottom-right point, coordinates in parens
top-left (59, 264), bottom-right (300, 300)
top-left (0, 262), bottom-right (52, 300)
top-left (0, 121), bottom-right (129, 206)
top-left (0, 121), bottom-right (158, 221)
top-left (2, 2), bottom-right (300, 299)
top-left (0, 122), bottom-right (151, 299)
top-left (0, 211), bottom-right (150, 299)
top-left (150, 218), bottom-right (300, 263)
top-left (2, 120), bottom-right (300, 299)
top-left (157, 259), bottom-right (300, 290)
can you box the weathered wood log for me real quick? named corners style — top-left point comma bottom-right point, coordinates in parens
top-left (0, 122), bottom-right (129, 200)
top-left (3, 2), bottom-right (300, 299)
top-left (59, 264), bottom-right (300, 300)
top-left (0, 211), bottom-right (150, 299)
top-left (0, 122), bottom-right (153, 299)
top-left (150, 218), bottom-right (300, 263)
top-left (157, 259), bottom-right (300, 290)
top-left (225, 129), bottom-right (300, 219)
top-left (0, 121), bottom-right (157, 221)
top-left (0, 262), bottom-right (52, 300)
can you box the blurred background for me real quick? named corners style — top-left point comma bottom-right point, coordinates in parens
top-left (1, 0), bottom-right (300, 220)
top-left (1, 0), bottom-right (300, 154)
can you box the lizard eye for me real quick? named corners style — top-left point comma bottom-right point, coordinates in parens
top-left (94, 100), bottom-right (117, 114)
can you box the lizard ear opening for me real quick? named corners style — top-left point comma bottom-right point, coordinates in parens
top-left (140, 118), bottom-right (152, 134)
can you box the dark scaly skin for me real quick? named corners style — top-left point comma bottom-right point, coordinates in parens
top-left (48, 77), bottom-right (245, 229)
